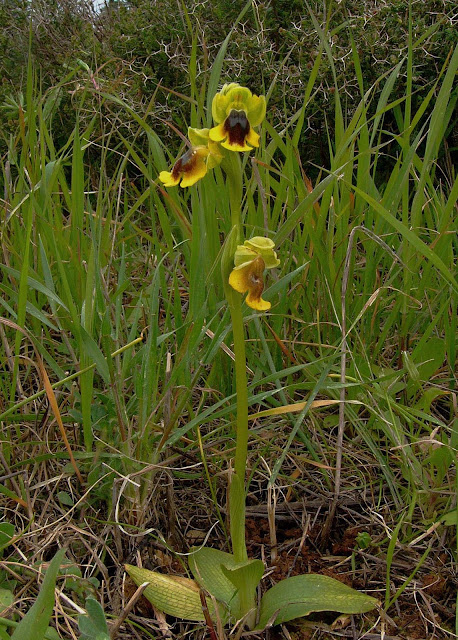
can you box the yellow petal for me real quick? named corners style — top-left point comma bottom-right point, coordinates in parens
top-left (246, 291), bottom-right (271, 311)
top-left (160, 147), bottom-right (209, 188)
top-left (233, 245), bottom-right (258, 268)
top-left (211, 83), bottom-right (266, 134)
top-left (209, 122), bottom-right (227, 142)
top-left (245, 237), bottom-right (275, 251)
top-left (221, 139), bottom-right (253, 152)
top-left (246, 127), bottom-right (260, 148)
top-left (229, 266), bottom-right (249, 294)
top-left (159, 170), bottom-right (180, 187)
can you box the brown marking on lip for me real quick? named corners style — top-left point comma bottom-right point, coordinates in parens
top-left (247, 256), bottom-right (265, 300)
top-left (224, 110), bottom-right (250, 147)
top-left (171, 149), bottom-right (196, 181)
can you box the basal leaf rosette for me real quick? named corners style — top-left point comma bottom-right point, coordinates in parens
top-left (159, 127), bottom-right (223, 188)
top-left (210, 83), bottom-right (266, 152)
top-left (229, 237), bottom-right (280, 311)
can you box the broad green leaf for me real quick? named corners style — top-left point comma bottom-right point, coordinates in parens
top-left (256, 574), bottom-right (378, 629)
top-left (11, 548), bottom-right (65, 640)
top-left (125, 564), bottom-right (227, 622)
top-left (189, 547), bottom-right (239, 608)
top-left (41, 629), bottom-right (60, 640)
top-left (78, 597), bottom-right (110, 640)
top-left (415, 388), bottom-right (449, 413)
top-left (0, 619), bottom-right (59, 640)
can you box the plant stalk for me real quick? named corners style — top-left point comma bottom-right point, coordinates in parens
top-left (222, 151), bottom-right (249, 564)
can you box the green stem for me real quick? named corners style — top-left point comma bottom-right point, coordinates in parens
top-left (221, 151), bottom-right (249, 564)
top-left (228, 296), bottom-right (249, 563)
top-left (224, 151), bottom-right (244, 231)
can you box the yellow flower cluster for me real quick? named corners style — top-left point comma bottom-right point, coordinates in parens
top-left (159, 84), bottom-right (266, 188)
top-left (158, 83), bottom-right (278, 312)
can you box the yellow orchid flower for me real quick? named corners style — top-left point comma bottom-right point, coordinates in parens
top-left (159, 128), bottom-right (223, 188)
top-left (159, 146), bottom-right (209, 188)
top-left (209, 83), bottom-right (266, 152)
top-left (229, 237), bottom-right (280, 311)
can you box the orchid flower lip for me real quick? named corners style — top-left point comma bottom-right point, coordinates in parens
top-left (229, 255), bottom-right (271, 311)
top-left (159, 145), bottom-right (209, 188)
top-left (171, 148), bottom-right (196, 181)
top-left (225, 110), bottom-right (250, 147)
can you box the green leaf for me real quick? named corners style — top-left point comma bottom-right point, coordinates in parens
top-left (0, 619), bottom-right (61, 640)
top-left (221, 558), bottom-right (264, 624)
top-left (0, 265), bottom-right (68, 312)
top-left (189, 547), bottom-right (239, 609)
top-left (0, 522), bottom-right (14, 556)
top-left (11, 548), bottom-right (65, 640)
top-left (256, 574), bottom-right (378, 629)
top-left (79, 328), bottom-right (110, 385)
top-left (125, 564), bottom-right (227, 623)
top-left (265, 262), bottom-right (308, 300)
top-left (413, 337), bottom-right (446, 382)
top-left (0, 588), bottom-right (13, 609)
top-left (220, 560), bottom-right (264, 601)
top-left (439, 510), bottom-right (458, 526)
top-left (56, 491), bottom-right (74, 507)
top-left (0, 626), bottom-right (10, 640)
top-left (189, 547), bottom-right (264, 625)
top-left (78, 597), bottom-right (110, 640)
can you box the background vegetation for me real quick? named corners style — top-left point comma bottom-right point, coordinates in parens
top-left (1, 0), bottom-right (457, 168)
top-left (0, 1), bottom-right (456, 639)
